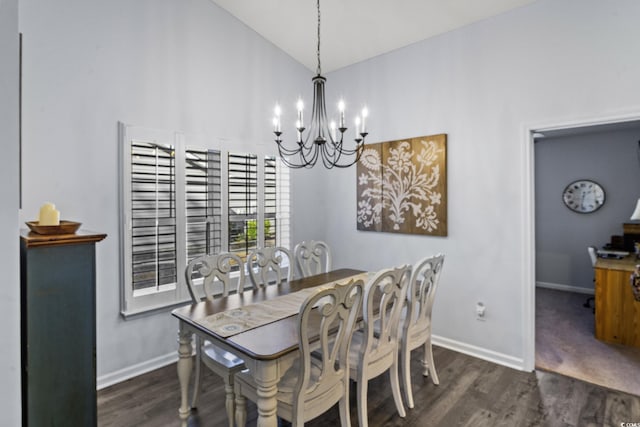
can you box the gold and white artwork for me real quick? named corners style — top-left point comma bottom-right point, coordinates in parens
top-left (356, 134), bottom-right (447, 236)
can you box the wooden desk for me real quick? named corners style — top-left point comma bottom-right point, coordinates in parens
top-left (171, 268), bottom-right (365, 427)
top-left (594, 255), bottom-right (640, 347)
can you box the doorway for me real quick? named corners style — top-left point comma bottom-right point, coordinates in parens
top-left (527, 116), bottom-right (640, 395)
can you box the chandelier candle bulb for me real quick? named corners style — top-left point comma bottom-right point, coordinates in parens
top-left (296, 99), bottom-right (304, 127)
top-left (361, 107), bottom-right (368, 133)
top-left (355, 116), bottom-right (361, 136)
top-left (38, 202), bottom-right (60, 226)
top-left (273, 105), bottom-right (281, 133)
top-left (338, 100), bottom-right (345, 128)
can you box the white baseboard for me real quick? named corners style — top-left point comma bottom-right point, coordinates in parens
top-left (536, 281), bottom-right (594, 295)
top-left (432, 335), bottom-right (525, 372)
top-left (97, 351), bottom-right (178, 390)
top-left (99, 335), bottom-right (527, 390)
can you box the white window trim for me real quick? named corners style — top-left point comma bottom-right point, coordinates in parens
top-left (119, 123), bottom-right (290, 318)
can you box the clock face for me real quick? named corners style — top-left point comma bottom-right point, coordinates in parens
top-left (562, 180), bottom-right (605, 213)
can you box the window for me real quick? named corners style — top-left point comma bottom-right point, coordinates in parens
top-left (120, 123), bottom-right (290, 316)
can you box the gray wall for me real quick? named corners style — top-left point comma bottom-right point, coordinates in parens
top-left (292, 0), bottom-right (640, 367)
top-left (0, 0), bottom-right (21, 422)
top-left (18, 0), bottom-right (310, 383)
top-left (535, 127), bottom-right (640, 292)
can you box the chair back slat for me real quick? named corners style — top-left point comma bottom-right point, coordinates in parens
top-left (294, 278), bottom-right (364, 425)
top-left (246, 246), bottom-right (293, 287)
top-left (185, 252), bottom-right (245, 302)
top-left (405, 254), bottom-right (444, 342)
top-left (362, 266), bottom-right (411, 358)
top-left (294, 240), bottom-right (332, 277)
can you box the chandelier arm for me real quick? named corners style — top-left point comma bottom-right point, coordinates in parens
top-left (276, 140), bottom-right (303, 157)
top-left (321, 143), bottom-right (337, 169)
top-left (300, 143), bottom-right (319, 168)
top-left (280, 145), bottom-right (315, 169)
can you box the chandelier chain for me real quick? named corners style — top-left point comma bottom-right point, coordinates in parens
top-left (316, 0), bottom-right (321, 76)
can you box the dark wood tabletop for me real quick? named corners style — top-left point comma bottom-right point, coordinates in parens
top-left (172, 268), bottom-right (365, 360)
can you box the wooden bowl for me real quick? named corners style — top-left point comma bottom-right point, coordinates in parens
top-left (26, 220), bottom-right (82, 235)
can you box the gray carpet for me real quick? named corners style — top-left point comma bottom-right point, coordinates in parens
top-left (536, 287), bottom-right (640, 396)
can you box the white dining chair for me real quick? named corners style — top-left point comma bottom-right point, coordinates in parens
top-left (246, 246), bottom-right (294, 287)
top-left (184, 252), bottom-right (246, 427)
top-left (400, 254), bottom-right (445, 409)
top-left (349, 265), bottom-right (411, 427)
top-left (233, 277), bottom-right (365, 427)
top-left (294, 240), bottom-right (332, 277)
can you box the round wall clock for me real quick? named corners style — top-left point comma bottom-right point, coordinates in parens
top-left (562, 179), bottom-right (605, 213)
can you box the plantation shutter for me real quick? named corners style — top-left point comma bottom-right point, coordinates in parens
top-left (228, 152), bottom-right (258, 260)
top-left (130, 141), bottom-right (177, 293)
top-left (185, 148), bottom-right (222, 263)
top-left (275, 158), bottom-right (291, 249)
top-left (264, 156), bottom-right (277, 247)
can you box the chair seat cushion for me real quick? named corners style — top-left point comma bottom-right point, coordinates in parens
top-left (236, 355), bottom-right (324, 402)
top-left (202, 341), bottom-right (245, 369)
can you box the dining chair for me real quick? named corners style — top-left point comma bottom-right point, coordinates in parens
top-left (349, 265), bottom-right (411, 427)
top-left (294, 240), bottom-right (332, 277)
top-left (246, 246), bottom-right (294, 287)
top-left (400, 254), bottom-right (444, 409)
top-left (233, 277), bottom-right (365, 427)
top-left (184, 252), bottom-right (247, 427)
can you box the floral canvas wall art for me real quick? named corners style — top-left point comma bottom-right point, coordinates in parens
top-left (356, 134), bottom-right (447, 236)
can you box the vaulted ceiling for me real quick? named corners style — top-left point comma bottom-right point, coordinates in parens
top-left (210, 0), bottom-right (539, 73)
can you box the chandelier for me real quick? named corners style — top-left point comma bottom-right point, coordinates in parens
top-left (272, 0), bottom-right (369, 169)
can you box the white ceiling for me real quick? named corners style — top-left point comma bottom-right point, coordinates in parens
top-left (210, 0), bottom-right (539, 73)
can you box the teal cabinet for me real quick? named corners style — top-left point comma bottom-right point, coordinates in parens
top-left (20, 230), bottom-right (106, 426)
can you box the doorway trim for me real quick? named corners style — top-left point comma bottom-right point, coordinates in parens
top-left (521, 110), bottom-right (640, 371)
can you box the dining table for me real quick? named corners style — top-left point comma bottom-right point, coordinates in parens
top-left (171, 268), bottom-right (367, 427)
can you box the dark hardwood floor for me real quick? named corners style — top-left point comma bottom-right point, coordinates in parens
top-left (98, 346), bottom-right (640, 427)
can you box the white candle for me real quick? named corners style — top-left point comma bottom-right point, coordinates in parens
top-left (361, 107), bottom-right (368, 133)
top-left (296, 99), bottom-right (304, 128)
top-left (274, 105), bottom-right (281, 132)
top-left (338, 100), bottom-right (345, 128)
top-left (329, 120), bottom-right (337, 141)
top-left (39, 202), bottom-right (60, 226)
top-left (355, 116), bottom-right (361, 136)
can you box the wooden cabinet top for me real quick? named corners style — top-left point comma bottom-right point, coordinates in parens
top-left (20, 229), bottom-right (107, 248)
top-left (595, 254), bottom-right (639, 273)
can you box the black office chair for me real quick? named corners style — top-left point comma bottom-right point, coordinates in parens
top-left (584, 246), bottom-right (597, 312)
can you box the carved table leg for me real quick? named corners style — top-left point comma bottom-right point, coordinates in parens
top-left (177, 323), bottom-right (193, 426)
top-left (252, 360), bottom-right (279, 427)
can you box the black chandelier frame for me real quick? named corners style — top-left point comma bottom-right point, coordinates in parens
top-left (273, 0), bottom-right (368, 169)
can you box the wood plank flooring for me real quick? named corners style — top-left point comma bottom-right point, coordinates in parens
top-left (98, 346), bottom-right (640, 427)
